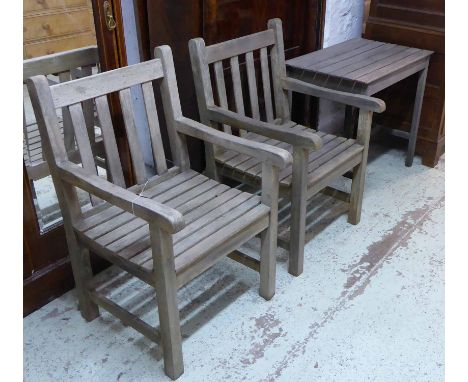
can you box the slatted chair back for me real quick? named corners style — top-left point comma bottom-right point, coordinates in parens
top-left (190, 19), bottom-right (290, 136)
top-left (27, 47), bottom-right (190, 212)
top-left (23, 46), bottom-right (100, 181)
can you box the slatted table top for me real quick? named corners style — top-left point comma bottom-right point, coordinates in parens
top-left (286, 38), bottom-right (432, 94)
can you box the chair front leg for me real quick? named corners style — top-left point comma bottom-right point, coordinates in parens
top-left (259, 163), bottom-right (280, 300)
top-left (289, 147), bottom-right (309, 276)
top-left (64, 230), bottom-right (100, 321)
top-left (348, 109), bottom-right (373, 225)
top-left (149, 223), bottom-right (184, 380)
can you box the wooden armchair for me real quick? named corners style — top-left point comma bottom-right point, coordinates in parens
top-left (27, 45), bottom-right (292, 380)
top-left (189, 18), bottom-right (386, 277)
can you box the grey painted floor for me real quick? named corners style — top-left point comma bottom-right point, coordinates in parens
top-left (24, 144), bottom-right (445, 382)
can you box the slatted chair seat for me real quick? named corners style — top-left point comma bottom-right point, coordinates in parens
top-left (74, 169), bottom-right (269, 287)
top-left (27, 45), bottom-right (292, 380)
top-left (215, 126), bottom-right (363, 189)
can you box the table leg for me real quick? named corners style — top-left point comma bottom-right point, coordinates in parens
top-left (344, 105), bottom-right (357, 138)
top-left (406, 63), bottom-right (429, 167)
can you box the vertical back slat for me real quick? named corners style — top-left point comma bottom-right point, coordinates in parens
top-left (68, 103), bottom-right (96, 174)
top-left (213, 61), bottom-right (232, 134)
top-left (58, 71), bottom-right (74, 153)
top-left (260, 47), bottom-right (274, 122)
top-left (80, 65), bottom-right (96, 145)
top-left (245, 51), bottom-right (260, 120)
top-left (230, 56), bottom-right (245, 115)
top-left (68, 102), bottom-right (100, 205)
top-left (268, 19), bottom-right (290, 121)
top-left (230, 56), bottom-right (246, 136)
top-left (141, 81), bottom-right (168, 175)
top-left (94, 95), bottom-right (126, 187)
top-left (119, 87), bottom-right (147, 184)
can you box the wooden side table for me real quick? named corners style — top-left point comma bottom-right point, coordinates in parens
top-left (286, 38), bottom-right (433, 167)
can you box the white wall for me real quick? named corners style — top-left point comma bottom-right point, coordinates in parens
top-left (319, 0), bottom-right (365, 134)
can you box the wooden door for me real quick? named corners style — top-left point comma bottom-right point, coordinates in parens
top-left (146, 0), bottom-right (326, 171)
top-left (364, 0), bottom-right (445, 167)
top-left (23, 0), bottom-right (130, 316)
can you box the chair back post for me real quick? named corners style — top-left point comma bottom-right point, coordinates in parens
top-left (267, 18), bottom-right (291, 123)
top-left (154, 45), bottom-right (191, 172)
top-left (188, 38), bottom-right (220, 179)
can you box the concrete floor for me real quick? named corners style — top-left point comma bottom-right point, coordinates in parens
top-left (23, 142), bottom-right (445, 381)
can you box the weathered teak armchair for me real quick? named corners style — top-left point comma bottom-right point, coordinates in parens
top-left (189, 18), bottom-right (386, 276)
top-left (27, 45), bottom-right (291, 380)
top-left (23, 46), bottom-right (103, 182)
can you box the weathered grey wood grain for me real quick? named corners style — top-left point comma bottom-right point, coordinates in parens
top-left (27, 74), bottom-right (99, 321)
top-left (155, 46), bottom-right (191, 171)
top-left (286, 37), bottom-right (432, 167)
top-left (150, 224), bottom-right (184, 380)
top-left (268, 18), bottom-right (290, 121)
top-left (29, 46), bottom-right (284, 380)
top-left (119, 87), bottom-right (147, 184)
top-left (90, 290), bottom-right (160, 343)
top-left (285, 38), bottom-right (366, 69)
top-left (213, 60), bottom-right (232, 133)
top-left (188, 38), bottom-right (220, 178)
top-left (51, 59), bottom-right (164, 108)
top-left (207, 106), bottom-right (322, 148)
top-left (141, 81), bottom-right (168, 174)
top-left (68, 102), bottom-right (101, 206)
top-left (57, 162), bottom-right (184, 233)
top-left (313, 40), bottom-right (385, 71)
top-left (246, 51), bottom-right (260, 119)
top-left (348, 110), bottom-right (372, 224)
top-left (260, 47), bottom-right (274, 122)
top-left (176, 116), bottom-right (292, 169)
top-left (205, 29), bottom-right (275, 64)
top-left (349, 47), bottom-right (419, 81)
top-left (230, 55), bottom-right (246, 137)
top-left (281, 77), bottom-right (385, 112)
top-left (189, 20), bottom-right (385, 276)
top-left (259, 163), bottom-right (279, 299)
top-left (406, 63), bottom-right (429, 167)
top-left (288, 147), bottom-right (308, 276)
top-left (330, 43), bottom-right (402, 76)
top-left (58, 71), bottom-right (75, 153)
top-left (23, 45), bottom-right (98, 81)
top-left (95, 95), bottom-right (126, 187)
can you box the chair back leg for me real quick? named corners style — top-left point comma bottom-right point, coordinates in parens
top-left (348, 110), bottom-right (373, 225)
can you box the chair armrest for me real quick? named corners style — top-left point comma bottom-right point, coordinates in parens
top-left (176, 117), bottom-right (292, 169)
top-left (57, 161), bottom-right (184, 234)
top-left (206, 105), bottom-right (322, 149)
top-left (281, 77), bottom-right (386, 113)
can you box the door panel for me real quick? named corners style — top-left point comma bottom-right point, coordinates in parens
top-left (364, 0), bottom-right (445, 167)
top-left (146, 0), bottom-right (325, 170)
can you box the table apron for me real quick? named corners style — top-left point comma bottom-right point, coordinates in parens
top-left (365, 58), bottom-right (429, 95)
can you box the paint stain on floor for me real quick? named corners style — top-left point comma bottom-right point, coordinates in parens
top-left (23, 148), bottom-right (444, 382)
